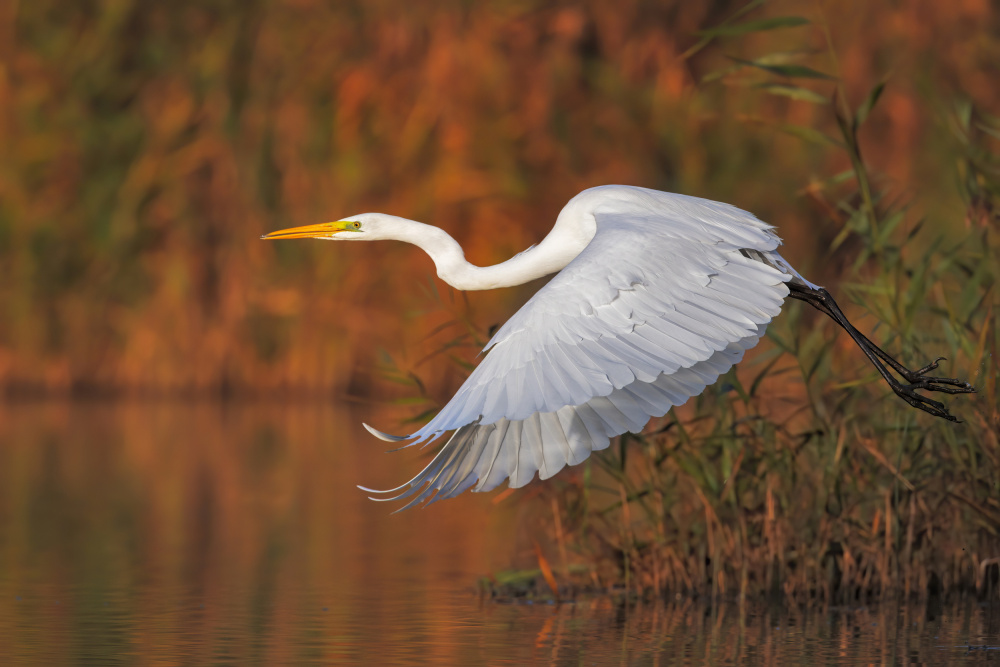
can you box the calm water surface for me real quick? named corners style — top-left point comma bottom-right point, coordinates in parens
top-left (0, 403), bottom-right (996, 664)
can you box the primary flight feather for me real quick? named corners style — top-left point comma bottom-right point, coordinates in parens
top-left (263, 185), bottom-right (974, 509)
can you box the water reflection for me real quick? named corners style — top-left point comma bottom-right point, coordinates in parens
top-left (0, 403), bottom-right (997, 664)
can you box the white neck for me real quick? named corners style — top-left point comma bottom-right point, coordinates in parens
top-left (377, 213), bottom-right (595, 291)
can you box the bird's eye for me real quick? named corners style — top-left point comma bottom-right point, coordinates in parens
top-left (352, 222), bottom-right (361, 229)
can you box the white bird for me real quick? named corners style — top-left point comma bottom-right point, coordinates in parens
top-left (262, 185), bottom-right (974, 509)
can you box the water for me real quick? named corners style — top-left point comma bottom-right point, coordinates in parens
top-left (0, 403), bottom-right (997, 664)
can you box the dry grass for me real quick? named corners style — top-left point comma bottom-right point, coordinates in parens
top-left (1, 0), bottom-right (998, 602)
top-left (490, 51), bottom-right (1000, 603)
top-left (2, 0), bottom-right (998, 400)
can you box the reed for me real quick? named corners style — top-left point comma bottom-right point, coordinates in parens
top-left (485, 14), bottom-right (1000, 602)
top-left (1, 0), bottom-right (997, 602)
top-left (3, 0), bottom-right (997, 404)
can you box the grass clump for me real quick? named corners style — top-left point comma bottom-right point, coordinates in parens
top-left (480, 14), bottom-right (1000, 604)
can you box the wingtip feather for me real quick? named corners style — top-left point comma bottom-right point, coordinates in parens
top-left (363, 422), bottom-right (410, 442)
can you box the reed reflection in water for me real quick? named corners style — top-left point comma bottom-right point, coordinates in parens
top-left (0, 403), bottom-right (996, 664)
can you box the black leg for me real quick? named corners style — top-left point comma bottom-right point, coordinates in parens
top-left (787, 283), bottom-right (976, 422)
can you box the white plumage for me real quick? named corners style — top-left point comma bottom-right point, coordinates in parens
top-left (263, 186), bottom-right (840, 507)
top-left (360, 185), bottom-right (808, 508)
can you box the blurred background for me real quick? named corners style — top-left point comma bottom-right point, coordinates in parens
top-left (1, 0), bottom-right (999, 661)
top-left (1, 0), bottom-right (996, 399)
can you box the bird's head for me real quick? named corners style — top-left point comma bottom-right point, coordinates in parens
top-left (260, 213), bottom-right (396, 242)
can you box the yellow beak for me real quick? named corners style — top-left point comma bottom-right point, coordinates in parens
top-left (260, 220), bottom-right (360, 240)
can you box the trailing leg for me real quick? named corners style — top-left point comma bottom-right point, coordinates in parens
top-left (786, 282), bottom-right (975, 422)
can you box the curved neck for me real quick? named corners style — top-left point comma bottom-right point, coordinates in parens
top-left (385, 215), bottom-right (593, 291)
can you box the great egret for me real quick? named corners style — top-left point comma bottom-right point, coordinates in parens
top-left (262, 185), bottom-right (974, 508)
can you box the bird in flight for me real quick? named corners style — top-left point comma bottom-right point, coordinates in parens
top-left (262, 185), bottom-right (974, 509)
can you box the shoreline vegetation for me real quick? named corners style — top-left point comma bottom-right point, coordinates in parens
top-left (481, 88), bottom-right (1000, 601)
top-left (3, 1), bottom-right (998, 603)
top-left (485, 92), bottom-right (1000, 601)
top-left (389, 9), bottom-right (1000, 603)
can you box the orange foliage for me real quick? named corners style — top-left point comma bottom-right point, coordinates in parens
top-left (0, 0), bottom-right (996, 398)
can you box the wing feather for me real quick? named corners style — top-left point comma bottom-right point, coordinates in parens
top-left (480, 420), bottom-right (514, 490)
top-left (538, 412), bottom-right (571, 478)
top-left (363, 187), bottom-right (796, 505)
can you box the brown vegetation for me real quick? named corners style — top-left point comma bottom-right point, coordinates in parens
top-left (1, 0), bottom-right (998, 604)
top-left (1, 0), bottom-right (996, 398)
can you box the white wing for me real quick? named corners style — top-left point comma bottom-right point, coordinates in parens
top-left (364, 189), bottom-right (792, 508)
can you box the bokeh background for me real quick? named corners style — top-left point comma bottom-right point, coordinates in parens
top-left (2, 0), bottom-right (996, 399)
top-left (1, 0), bottom-right (1000, 661)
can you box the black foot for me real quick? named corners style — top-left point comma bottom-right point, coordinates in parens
top-left (900, 357), bottom-right (977, 395)
top-left (787, 284), bottom-right (976, 423)
top-left (891, 383), bottom-right (960, 422)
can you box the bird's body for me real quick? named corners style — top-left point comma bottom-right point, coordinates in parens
top-left (263, 185), bottom-right (974, 508)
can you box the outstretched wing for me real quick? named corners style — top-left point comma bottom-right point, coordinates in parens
top-left (364, 189), bottom-right (792, 508)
